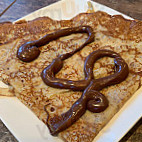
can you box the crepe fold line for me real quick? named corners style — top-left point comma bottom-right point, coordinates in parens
top-left (0, 11), bottom-right (142, 142)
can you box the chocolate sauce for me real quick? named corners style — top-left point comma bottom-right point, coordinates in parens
top-left (17, 26), bottom-right (129, 136)
top-left (17, 43), bottom-right (40, 62)
top-left (44, 49), bottom-right (129, 135)
top-left (17, 26), bottom-right (94, 62)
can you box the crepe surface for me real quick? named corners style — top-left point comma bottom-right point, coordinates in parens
top-left (0, 11), bottom-right (142, 142)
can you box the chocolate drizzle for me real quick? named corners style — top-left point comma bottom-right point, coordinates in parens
top-left (44, 49), bottom-right (129, 135)
top-left (17, 26), bottom-right (94, 62)
top-left (17, 26), bottom-right (129, 136)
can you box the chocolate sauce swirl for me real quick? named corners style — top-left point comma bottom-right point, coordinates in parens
top-left (17, 26), bottom-right (94, 62)
top-left (17, 26), bottom-right (129, 136)
top-left (44, 49), bottom-right (129, 135)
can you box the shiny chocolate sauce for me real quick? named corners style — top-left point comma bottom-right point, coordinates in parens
top-left (17, 26), bottom-right (129, 135)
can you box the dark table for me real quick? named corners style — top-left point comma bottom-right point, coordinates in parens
top-left (0, 0), bottom-right (142, 142)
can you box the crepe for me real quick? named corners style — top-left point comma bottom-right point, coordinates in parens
top-left (0, 11), bottom-right (142, 142)
top-left (0, 17), bottom-right (64, 96)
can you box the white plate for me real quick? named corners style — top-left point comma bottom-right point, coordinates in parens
top-left (0, 0), bottom-right (142, 142)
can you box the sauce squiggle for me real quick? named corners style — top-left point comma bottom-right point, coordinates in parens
top-left (17, 26), bottom-right (129, 135)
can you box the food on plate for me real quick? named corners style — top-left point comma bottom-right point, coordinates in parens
top-left (0, 11), bottom-right (141, 142)
top-left (17, 25), bottom-right (129, 135)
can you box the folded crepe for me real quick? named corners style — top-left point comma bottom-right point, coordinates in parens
top-left (0, 17), bottom-right (64, 96)
top-left (0, 11), bottom-right (142, 142)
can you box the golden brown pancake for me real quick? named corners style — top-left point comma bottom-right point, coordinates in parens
top-left (0, 16), bottom-right (67, 96)
top-left (0, 11), bottom-right (142, 142)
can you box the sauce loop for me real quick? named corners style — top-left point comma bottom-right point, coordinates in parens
top-left (44, 49), bottom-right (129, 135)
top-left (17, 26), bottom-right (94, 62)
top-left (17, 26), bottom-right (129, 136)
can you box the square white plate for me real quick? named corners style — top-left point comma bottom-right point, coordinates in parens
top-left (0, 0), bottom-right (142, 142)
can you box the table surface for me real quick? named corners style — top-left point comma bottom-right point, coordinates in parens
top-left (0, 0), bottom-right (142, 142)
